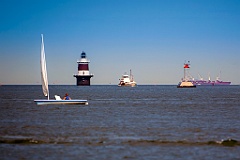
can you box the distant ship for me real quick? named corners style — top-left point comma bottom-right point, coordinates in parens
top-left (190, 74), bottom-right (231, 86)
top-left (118, 70), bottom-right (137, 87)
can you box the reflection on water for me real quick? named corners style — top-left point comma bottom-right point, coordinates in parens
top-left (0, 85), bottom-right (240, 159)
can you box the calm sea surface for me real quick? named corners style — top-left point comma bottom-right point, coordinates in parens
top-left (0, 85), bottom-right (240, 160)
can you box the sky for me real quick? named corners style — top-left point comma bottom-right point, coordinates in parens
top-left (0, 0), bottom-right (240, 85)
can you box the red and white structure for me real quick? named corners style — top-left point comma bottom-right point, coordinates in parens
top-left (73, 52), bottom-right (93, 86)
top-left (183, 61), bottom-right (191, 82)
top-left (177, 61), bottom-right (196, 88)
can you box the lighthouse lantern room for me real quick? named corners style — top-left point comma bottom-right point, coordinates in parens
top-left (73, 52), bottom-right (93, 86)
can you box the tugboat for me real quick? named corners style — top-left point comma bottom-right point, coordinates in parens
top-left (118, 69), bottom-right (137, 87)
top-left (177, 61), bottom-right (196, 88)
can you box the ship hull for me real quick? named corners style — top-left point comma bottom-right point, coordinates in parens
top-left (213, 81), bottom-right (231, 85)
top-left (118, 83), bottom-right (137, 87)
top-left (192, 80), bottom-right (231, 86)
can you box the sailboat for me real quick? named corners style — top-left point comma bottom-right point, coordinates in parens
top-left (34, 34), bottom-right (88, 105)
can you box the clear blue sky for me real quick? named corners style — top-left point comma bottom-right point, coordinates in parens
top-left (0, 0), bottom-right (239, 85)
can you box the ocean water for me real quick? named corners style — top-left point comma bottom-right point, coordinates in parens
top-left (0, 85), bottom-right (240, 160)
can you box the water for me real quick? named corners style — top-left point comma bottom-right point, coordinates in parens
top-left (0, 85), bottom-right (240, 159)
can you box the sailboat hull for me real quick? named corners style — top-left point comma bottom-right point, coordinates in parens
top-left (34, 99), bottom-right (88, 105)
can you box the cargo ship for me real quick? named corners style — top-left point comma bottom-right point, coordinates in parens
top-left (191, 74), bottom-right (231, 86)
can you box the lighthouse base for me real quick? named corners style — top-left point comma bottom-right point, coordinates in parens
top-left (73, 75), bottom-right (93, 86)
top-left (177, 81), bottom-right (196, 88)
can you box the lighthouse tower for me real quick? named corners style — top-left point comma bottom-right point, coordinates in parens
top-left (183, 61), bottom-right (191, 81)
top-left (73, 52), bottom-right (93, 86)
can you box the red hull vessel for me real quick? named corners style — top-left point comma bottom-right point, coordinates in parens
top-left (191, 77), bottom-right (231, 86)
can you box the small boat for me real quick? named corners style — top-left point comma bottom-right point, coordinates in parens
top-left (34, 34), bottom-right (88, 105)
top-left (118, 69), bottom-right (137, 87)
top-left (177, 61), bottom-right (196, 88)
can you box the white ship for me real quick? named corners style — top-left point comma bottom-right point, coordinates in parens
top-left (118, 70), bottom-right (137, 87)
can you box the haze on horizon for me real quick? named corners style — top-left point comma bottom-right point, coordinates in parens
top-left (0, 0), bottom-right (240, 85)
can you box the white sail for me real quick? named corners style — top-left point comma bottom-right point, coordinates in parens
top-left (40, 34), bottom-right (49, 99)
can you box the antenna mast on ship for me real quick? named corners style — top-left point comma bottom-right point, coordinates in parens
top-left (217, 71), bottom-right (222, 81)
top-left (130, 69), bottom-right (133, 82)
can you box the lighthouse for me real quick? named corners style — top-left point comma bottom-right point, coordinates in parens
top-left (177, 61), bottom-right (196, 88)
top-left (183, 61), bottom-right (190, 81)
top-left (73, 52), bottom-right (93, 86)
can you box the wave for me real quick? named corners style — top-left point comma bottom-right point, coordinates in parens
top-left (93, 98), bottom-right (158, 101)
top-left (0, 137), bottom-right (239, 147)
top-left (124, 139), bottom-right (239, 147)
